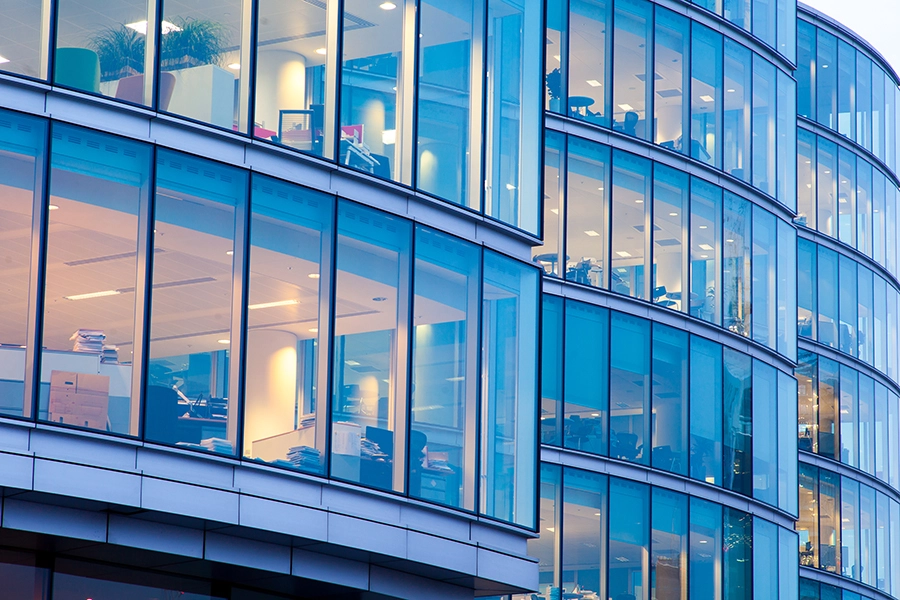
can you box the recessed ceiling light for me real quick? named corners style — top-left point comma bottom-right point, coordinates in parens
top-left (727, 88), bottom-right (735, 93)
top-left (700, 95), bottom-right (714, 102)
top-left (586, 79), bottom-right (602, 87)
top-left (616, 251), bottom-right (632, 258)
top-left (618, 103), bottom-right (634, 111)
top-left (669, 212), bottom-right (678, 217)
top-left (345, 360), bottom-right (361, 366)
top-left (546, 527), bottom-right (555, 533)
top-left (308, 273), bottom-right (320, 279)
top-left (226, 250), bottom-right (234, 255)
top-left (726, 239), bottom-right (734, 243)
top-left (701, 254), bottom-right (709, 258)
top-left (506, 183), bottom-right (517, 190)
top-left (248, 299), bottom-right (300, 310)
top-left (0, 55), bottom-right (9, 65)
top-left (550, 208), bottom-right (559, 215)
top-left (49, 204), bottom-right (59, 210)
top-left (228, 63), bottom-right (240, 70)
top-left (64, 290), bottom-right (120, 301)
top-left (699, 225), bottom-right (708, 229)
top-left (699, 244), bottom-right (714, 251)
top-left (822, 64), bottom-right (829, 68)
top-left (584, 230), bottom-right (600, 237)
top-left (380, 1), bottom-right (397, 8)
top-left (635, 199), bottom-right (643, 203)
top-left (125, 20), bottom-right (182, 35)
top-left (315, 47), bottom-right (327, 55)
top-left (218, 339), bottom-right (230, 344)
top-left (309, 328), bottom-right (318, 333)
top-left (553, 54), bottom-right (561, 62)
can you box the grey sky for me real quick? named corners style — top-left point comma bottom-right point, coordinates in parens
top-left (802, 0), bottom-right (900, 75)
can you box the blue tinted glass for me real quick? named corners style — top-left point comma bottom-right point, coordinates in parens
top-left (563, 467), bottom-right (607, 597)
top-left (690, 336), bottom-right (722, 485)
top-left (564, 300), bottom-right (608, 455)
top-left (838, 41), bottom-right (856, 139)
top-left (751, 206), bottom-right (776, 348)
top-left (818, 358), bottom-right (840, 463)
top-left (612, 0), bottom-right (651, 140)
top-left (568, 0), bottom-right (610, 126)
top-left (654, 8), bottom-right (689, 152)
top-left (817, 30), bottom-right (837, 129)
top-left (797, 351), bottom-right (817, 453)
top-left (838, 255), bottom-right (857, 356)
top-left (723, 193), bottom-right (751, 337)
top-left (534, 130), bottom-right (566, 273)
top-left (650, 488), bottom-right (687, 599)
top-left (797, 129), bottom-right (816, 228)
top-left (610, 312), bottom-right (649, 465)
top-left (652, 165), bottom-right (688, 312)
top-left (690, 497), bottom-right (721, 600)
top-left (797, 21), bottom-right (816, 119)
top-left (752, 362), bottom-right (777, 506)
top-left (751, 55), bottom-right (776, 196)
top-left (541, 295), bottom-right (563, 446)
top-left (778, 371), bottom-right (799, 515)
top-left (608, 478), bottom-right (649, 597)
top-left (817, 246), bottom-right (838, 349)
top-left (545, 0), bottom-right (568, 114)
top-left (777, 219), bottom-right (797, 360)
top-left (690, 178), bottom-right (721, 325)
top-left (753, 518), bottom-right (779, 600)
top-left (565, 137), bottom-right (610, 289)
top-left (723, 349), bottom-right (751, 495)
top-left (842, 477), bottom-right (859, 579)
top-left (611, 150), bottom-right (650, 299)
top-left (724, 40), bottom-right (751, 182)
top-left (651, 324), bottom-right (687, 475)
top-left (691, 25), bottom-right (722, 167)
top-left (533, 464), bottom-right (561, 595)
top-left (723, 509), bottom-right (752, 600)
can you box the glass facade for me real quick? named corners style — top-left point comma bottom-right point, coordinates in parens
top-left (0, 107), bottom-right (539, 529)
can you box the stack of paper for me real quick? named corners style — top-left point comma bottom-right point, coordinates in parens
top-left (200, 437), bottom-right (233, 454)
top-left (287, 445), bottom-right (323, 473)
top-left (70, 329), bottom-right (105, 353)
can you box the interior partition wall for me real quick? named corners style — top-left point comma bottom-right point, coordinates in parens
top-left (0, 106), bottom-right (541, 530)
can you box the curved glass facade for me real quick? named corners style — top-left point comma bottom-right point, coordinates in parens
top-left (0, 106), bottom-right (539, 528)
top-left (801, 578), bottom-right (881, 600)
top-left (546, 0), bottom-right (796, 206)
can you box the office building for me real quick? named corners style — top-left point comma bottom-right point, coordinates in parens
top-left (0, 0), bottom-right (896, 599)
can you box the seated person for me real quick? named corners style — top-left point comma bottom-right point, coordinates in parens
top-left (622, 111), bottom-right (639, 137)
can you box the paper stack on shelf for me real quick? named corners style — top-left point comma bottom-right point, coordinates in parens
top-left (299, 415), bottom-right (315, 429)
top-left (287, 445), bottom-right (323, 472)
top-left (101, 344), bottom-right (119, 364)
top-left (200, 437), bottom-right (233, 454)
top-left (70, 329), bottom-right (105, 353)
top-left (360, 437), bottom-right (389, 461)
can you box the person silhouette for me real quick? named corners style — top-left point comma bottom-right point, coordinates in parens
top-left (623, 111), bottom-right (639, 137)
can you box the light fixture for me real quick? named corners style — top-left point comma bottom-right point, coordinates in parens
top-left (701, 254), bottom-right (709, 258)
top-left (506, 183), bottom-right (517, 190)
top-left (598, 186), bottom-right (604, 191)
top-left (345, 360), bottom-right (361, 366)
top-left (49, 204), bottom-right (59, 210)
top-left (699, 94), bottom-right (714, 102)
top-left (248, 299), bottom-right (300, 310)
top-left (226, 250), bottom-right (234, 255)
top-left (824, 169), bottom-right (831, 174)
top-left (618, 103), bottom-right (634, 111)
top-left (125, 20), bottom-right (182, 35)
top-left (699, 225), bottom-right (708, 229)
top-left (546, 527), bottom-right (556, 533)
top-left (822, 64), bottom-right (829, 68)
top-left (699, 244), bottom-right (714, 251)
top-left (308, 273), bottom-right (321, 279)
top-left (550, 208), bottom-right (559, 215)
top-left (616, 250), bottom-right (632, 258)
top-left (380, 1), bottom-right (397, 8)
top-left (584, 230), bottom-right (600, 237)
top-left (591, 413), bottom-right (600, 417)
top-left (218, 339), bottom-right (230, 344)
top-left (727, 88), bottom-right (735, 93)
top-left (553, 54), bottom-right (561, 62)
top-left (635, 199), bottom-right (643, 203)
top-left (382, 129), bottom-right (396, 145)
top-left (726, 238), bottom-right (734, 243)
top-left (446, 376), bottom-right (465, 382)
top-left (228, 63), bottom-right (240, 70)
top-left (699, 540), bottom-right (708, 544)
top-left (309, 328), bottom-right (318, 333)
top-left (0, 55), bottom-right (8, 65)
top-left (586, 79), bottom-right (602, 87)
top-left (669, 212), bottom-right (678, 217)
top-left (64, 290), bottom-right (120, 301)
top-left (315, 47), bottom-right (327, 55)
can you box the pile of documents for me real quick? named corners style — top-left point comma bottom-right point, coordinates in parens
top-left (101, 345), bottom-right (119, 364)
top-left (287, 445), bottom-right (323, 472)
top-left (70, 329), bottom-right (105, 353)
top-left (200, 437), bottom-right (233, 454)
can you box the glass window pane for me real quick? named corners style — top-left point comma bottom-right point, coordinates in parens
top-left (723, 193), bottom-right (750, 337)
top-left (481, 251), bottom-right (539, 527)
top-left (752, 362), bottom-right (777, 506)
top-left (838, 146), bottom-right (856, 247)
top-left (0, 2), bottom-right (46, 79)
top-left (533, 464), bottom-right (561, 596)
top-left (777, 219), bottom-right (797, 359)
top-left (541, 295), bottom-right (563, 446)
top-left (610, 312), bottom-right (649, 465)
top-left (780, 531), bottom-right (799, 600)
top-left (145, 150), bottom-right (246, 454)
top-left (818, 245), bottom-right (838, 349)
top-left (53, 559), bottom-right (221, 600)
top-left (797, 129), bottom-right (816, 229)
top-left (691, 25), bottom-right (722, 167)
top-left (612, 0), bottom-right (651, 140)
top-left (654, 8), bottom-right (689, 152)
top-left (817, 138), bottom-right (838, 238)
top-left (776, 0), bottom-right (795, 62)
top-left (723, 348), bottom-right (751, 496)
top-left (842, 477), bottom-right (859, 579)
top-left (0, 110), bottom-right (45, 419)
top-left (724, 0), bottom-right (750, 30)
top-left (891, 392), bottom-right (900, 489)
top-left (55, 0), bottom-right (152, 104)
top-left (690, 497), bottom-right (722, 600)
top-left (331, 201), bottom-right (411, 492)
top-left (858, 266), bottom-right (874, 366)
top-left (798, 464), bottom-right (819, 568)
top-left (752, 0), bottom-right (775, 48)
top-left (875, 383), bottom-right (888, 482)
top-left (777, 71), bottom-right (796, 209)
top-left (797, 21), bottom-right (816, 119)
top-left (535, 130), bottom-right (565, 275)
top-left (723, 508), bottom-right (752, 600)
top-left (816, 30), bottom-right (837, 130)
top-left (838, 255), bottom-right (857, 356)
top-left (859, 484), bottom-right (876, 586)
top-left (858, 374), bottom-right (875, 476)
top-left (724, 40), bottom-right (751, 182)
top-left (563, 467), bottom-right (607, 598)
top-left (564, 301), bottom-right (608, 455)
top-left (652, 165), bottom-right (687, 312)
top-left (873, 169), bottom-right (885, 266)
top-left (690, 336), bottom-right (722, 485)
top-left (818, 357), bottom-right (840, 462)
top-left (797, 350), bottom-right (818, 453)
top-left (242, 177), bottom-right (330, 475)
top-left (545, 0), bottom-right (568, 115)
top-left (751, 206), bottom-right (776, 348)
top-left (753, 518), bottom-right (779, 600)
top-left (751, 55), bottom-right (776, 196)
top-left (837, 41), bottom-right (856, 139)
top-left (160, 0), bottom-right (247, 130)
top-left (651, 324), bottom-right (687, 475)
top-left (611, 151), bottom-right (650, 299)
top-left (417, 0), bottom-right (479, 209)
top-left (873, 69), bottom-right (885, 160)
top-left (339, 0), bottom-right (399, 171)
top-left (876, 491), bottom-right (890, 592)
top-left (891, 499), bottom-right (900, 595)
top-left (40, 124), bottom-right (150, 436)
top-left (565, 137), bottom-right (609, 289)
top-left (873, 272), bottom-right (886, 373)
top-left (608, 478), bottom-right (649, 598)
top-left (568, 0), bottom-right (610, 126)
top-left (0, 549), bottom-right (49, 599)
top-left (410, 226), bottom-right (480, 510)
top-left (857, 55), bottom-right (872, 151)
top-left (651, 488), bottom-right (687, 600)
top-left (690, 178), bottom-right (721, 325)
top-left (778, 371), bottom-right (798, 514)
top-left (857, 159), bottom-right (872, 256)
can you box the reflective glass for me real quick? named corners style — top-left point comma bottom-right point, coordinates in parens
top-left (417, 0), bottom-right (480, 208)
top-left (610, 312), bottom-right (649, 465)
top-left (611, 151), bottom-right (650, 299)
top-left (777, 71), bottom-right (796, 209)
top-left (608, 478), bottom-right (648, 599)
top-left (0, 549), bottom-right (49, 599)
top-left (797, 351), bottom-right (818, 453)
top-left (885, 77), bottom-right (896, 169)
top-left (875, 383), bottom-right (888, 482)
top-left (541, 295), bottom-right (563, 446)
top-left (723, 193), bottom-right (750, 337)
top-left (160, 0), bottom-right (247, 130)
top-left (690, 178), bottom-right (721, 325)
top-left (54, 0), bottom-right (153, 104)
top-left (752, 0), bottom-right (775, 48)
top-left (818, 357), bottom-right (840, 462)
top-left (857, 159), bottom-right (872, 256)
top-left (817, 138), bottom-right (838, 238)
top-left (752, 362), bottom-right (777, 506)
top-left (872, 169), bottom-right (884, 266)
top-left (858, 375), bottom-right (874, 476)
top-left (568, 0), bottom-right (610, 126)
top-left (817, 246), bottom-right (838, 349)
top-left (751, 55), bottom-right (776, 196)
top-left (53, 559), bottom-right (221, 600)
top-left (724, 0), bottom-right (750, 31)
top-left (565, 137), bottom-right (609, 288)
top-left (691, 25), bottom-right (722, 167)
top-left (876, 492), bottom-right (890, 593)
top-left (690, 336), bottom-right (722, 485)
top-left (0, 1), bottom-right (46, 79)
top-left (892, 499), bottom-right (900, 595)
top-left (780, 529), bottom-right (799, 600)
top-left (723, 349), bottom-right (751, 496)
top-left (874, 275), bottom-right (886, 372)
top-left (857, 54), bottom-right (872, 151)
top-left (751, 206), bottom-right (775, 347)
top-left (331, 202), bottom-right (411, 492)
top-left (724, 40), bottom-right (751, 182)
top-left (873, 69), bottom-right (885, 160)
top-left (654, 8), bottom-right (689, 153)
top-left (797, 21), bottom-right (816, 119)
top-left (798, 464), bottom-right (819, 567)
top-left (821, 469), bottom-right (841, 573)
top-left (797, 129), bottom-right (817, 229)
top-left (481, 251), bottom-right (538, 528)
top-left (776, 219), bottom-right (797, 360)
top-left (859, 484), bottom-right (876, 586)
top-left (535, 130), bottom-right (565, 275)
top-left (838, 255), bottom-right (857, 356)
top-left (723, 509), bottom-right (752, 600)
top-left (776, 0), bottom-right (795, 62)
top-left (778, 371), bottom-right (798, 515)
top-left (837, 147), bottom-right (856, 247)
top-left (652, 165), bottom-right (687, 312)
top-left (816, 30), bottom-right (837, 130)
top-left (650, 488), bottom-right (687, 600)
top-left (837, 41), bottom-right (855, 139)
top-left (242, 176), bottom-right (331, 474)
top-left (842, 477), bottom-right (859, 579)
top-left (41, 124), bottom-right (149, 437)
top-left (839, 366), bottom-right (858, 468)
top-left (145, 151), bottom-right (246, 454)
top-left (563, 467), bottom-right (607, 598)
top-left (690, 497), bottom-right (722, 600)
top-left (858, 266), bottom-right (874, 366)
top-left (545, 0), bottom-right (568, 114)
top-left (612, 0), bottom-right (651, 140)
top-left (650, 324), bottom-right (687, 476)
top-left (564, 301), bottom-right (608, 455)
top-left (339, 0), bottom-right (399, 170)
top-left (533, 464), bottom-right (561, 596)
top-left (753, 519), bottom-right (779, 600)
top-left (0, 110), bottom-right (45, 419)
top-left (410, 226), bottom-right (480, 510)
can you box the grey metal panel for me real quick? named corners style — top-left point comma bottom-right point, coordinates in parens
top-left (476, 547), bottom-right (540, 592)
top-left (2, 498), bottom-right (106, 542)
top-left (330, 171), bottom-right (410, 219)
top-left (138, 447), bottom-right (235, 489)
top-left (368, 565), bottom-right (472, 600)
top-left (469, 522), bottom-right (530, 556)
top-left (239, 495), bottom-right (327, 542)
top-left (107, 514), bottom-right (204, 558)
top-left (244, 143), bottom-right (333, 193)
top-left (399, 504), bottom-right (472, 543)
top-left (0, 76), bottom-right (48, 115)
top-left (0, 421), bottom-right (31, 452)
top-left (322, 485), bottom-right (403, 527)
top-left (33, 458), bottom-right (141, 507)
top-left (292, 547), bottom-right (370, 590)
top-left (149, 117), bottom-right (246, 167)
top-left (234, 466), bottom-right (323, 509)
top-left (141, 477), bottom-right (240, 525)
top-left (205, 532), bottom-right (291, 574)
top-left (407, 531), bottom-right (477, 575)
top-left (30, 428), bottom-right (138, 471)
top-left (327, 512), bottom-right (408, 558)
top-left (46, 92), bottom-right (152, 140)
top-left (0, 451), bottom-right (34, 490)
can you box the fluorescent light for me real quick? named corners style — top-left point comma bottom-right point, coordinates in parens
top-left (700, 95), bottom-right (714, 102)
top-left (506, 183), bottom-right (517, 190)
top-left (635, 199), bottom-right (643, 203)
top-left (701, 254), bottom-right (709, 258)
top-left (546, 527), bottom-right (555, 533)
top-left (345, 360), bottom-right (360, 366)
top-left (727, 88), bottom-right (735, 93)
top-left (586, 79), bottom-right (602, 87)
top-left (308, 273), bottom-right (320, 279)
top-left (380, 1), bottom-right (397, 8)
top-left (616, 251), bottom-right (632, 258)
top-left (618, 103), bottom-right (634, 111)
top-left (226, 250), bottom-right (234, 255)
top-left (699, 225), bottom-right (708, 229)
top-left (446, 376), bottom-right (465, 382)
top-left (550, 208), bottom-right (559, 215)
top-left (125, 20), bottom-right (182, 35)
top-left (228, 63), bottom-right (240, 70)
top-left (584, 230), bottom-right (600, 237)
top-left (315, 47), bottom-right (327, 55)
top-left (699, 244), bottom-right (714, 251)
top-left (48, 204), bottom-right (59, 210)
top-left (726, 238), bottom-right (734, 243)
top-left (669, 212), bottom-right (678, 217)
top-left (218, 339), bottom-right (230, 344)
top-left (248, 299), bottom-right (300, 310)
top-left (308, 328), bottom-right (318, 333)
top-left (553, 54), bottom-right (561, 62)
top-left (0, 55), bottom-right (9, 65)
top-left (382, 129), bottom-right (396, 145)
top-left (64, 290), bottom-right (120, 301)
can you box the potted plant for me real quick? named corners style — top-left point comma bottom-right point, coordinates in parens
top-left (160, 17), bottom-right (228, 71)
top-left (546, 67), bottom-right (563, 113)
top-left (91, 26), bottom-right (145, 81)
